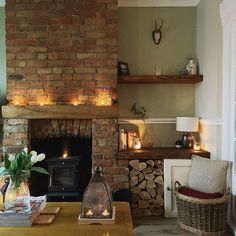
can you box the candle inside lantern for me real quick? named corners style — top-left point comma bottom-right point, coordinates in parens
top-left (86, 209), bottom-right (93, 217)
top-left (102, 209), bottom-right (110, 217)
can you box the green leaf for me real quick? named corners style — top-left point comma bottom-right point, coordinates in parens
top-left (16, 154), bottom-right (23, 170)
top-left (3, 153), bottom-right (11, 169)
top-left (19, 169), bottom-right (30, 177)
top-left (31, 167), bottom-right (48, 175)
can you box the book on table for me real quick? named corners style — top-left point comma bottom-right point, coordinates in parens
top-left (0, 195), bottom-right (46, 227)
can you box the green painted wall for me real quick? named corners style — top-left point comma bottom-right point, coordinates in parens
top-left (118, 7), bottom-right (197, 147)
top-left (0, 7), bottom-right (6, 105)
top-left (118, 7), bottom-right (196, 75)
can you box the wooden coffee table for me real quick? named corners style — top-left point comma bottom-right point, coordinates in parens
top-left (0, 202), bottom-right (134, 236)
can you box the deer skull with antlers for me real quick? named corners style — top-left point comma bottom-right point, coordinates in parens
top-left (152, 19), bottom-right (163, 45)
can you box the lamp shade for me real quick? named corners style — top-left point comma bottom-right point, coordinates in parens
top-left (176, 117), bottom-right (199, 132)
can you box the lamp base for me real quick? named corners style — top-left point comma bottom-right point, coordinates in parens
top-left (181, 132), bottom-right (194, 149)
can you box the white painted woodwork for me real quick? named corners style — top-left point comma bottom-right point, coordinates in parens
top-left (221, 0), bottom-right (236, 233)
top-left (164, 159), bottom-right (191, 217)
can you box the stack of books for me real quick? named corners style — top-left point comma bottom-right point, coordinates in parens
top-left (0, 196), bottom-right (46, 227)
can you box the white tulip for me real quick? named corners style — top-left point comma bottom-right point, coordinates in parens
top-left (8, 154), bottom-right (15, 161)
top-left (23, 147), bottom-right (28, 153)
top-left (31, 155), bottom-right (38, 163)
top-left (30, 150), bottom-right (37, 156)
top-left (37, 153), bottom-right (45, 162)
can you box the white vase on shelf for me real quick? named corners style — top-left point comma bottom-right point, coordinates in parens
top-left (186, 59), bottom-right (197, 75)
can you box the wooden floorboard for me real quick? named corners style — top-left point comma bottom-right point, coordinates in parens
top-left (133, 217), bottom-right (234, 236)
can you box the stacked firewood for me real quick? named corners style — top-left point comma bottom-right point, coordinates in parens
top-left (129, 159), bottom-right (164, 216)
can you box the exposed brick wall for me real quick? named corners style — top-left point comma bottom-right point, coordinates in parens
top-left (30, 119), bottom-right (92, 138)
top-left (5, 0), bottom-right (118, 105)
top-left (92, 119), bottom-right (129, 190)
top-left (3, 119), bottom-right (30, 153)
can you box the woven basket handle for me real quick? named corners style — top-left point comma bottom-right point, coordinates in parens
top-left (174, 180), bottom-right (182, 191)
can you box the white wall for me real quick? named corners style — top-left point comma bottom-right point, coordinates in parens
top-left (196, 0), bottom-right (223, 159)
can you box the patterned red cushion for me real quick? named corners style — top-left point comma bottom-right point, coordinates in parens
top-left (179, 186), bottom-right (223, 199)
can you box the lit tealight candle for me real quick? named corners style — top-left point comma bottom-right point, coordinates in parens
top-left (193, 142), bottom-right (201, 151)
top-left (133, 138), bottom-right (141, 150)
top-left (86, 209), bottom-right (93, 216)
top-left (102, 209), bottom-right (110, 217)
top-left (62, 150), bottom-right (68, 159)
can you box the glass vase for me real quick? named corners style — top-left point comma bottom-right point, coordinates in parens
top-left (4, 179), bottom-right (31, 213)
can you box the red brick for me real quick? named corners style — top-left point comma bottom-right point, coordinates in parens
top-left (37, 68), bottom-right (52, 74)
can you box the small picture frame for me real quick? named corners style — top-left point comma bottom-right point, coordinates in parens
top-left (118, 61), bottom-right (130, 75)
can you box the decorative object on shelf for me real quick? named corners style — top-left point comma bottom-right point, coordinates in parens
top-left (119, 128), bottom-right (127, 150)
top-left (95, 87), bottom-right (112, 106)
top-left (186, 59), bottom-right (197, 75)
top-left (131, 103), bottom-right (146, 119)
top-left (132, 137), bottom-right (141, 150)
top-left (155, 66), bottom-right (163, 76)
top-left (0, 148), bottom-right (48, 212)
top-left (152, 18), bottom-right (163, 45)
top-left (176, 117), bottom-right (199, 149)
top-left (175, 140), bottom-right (182, 149)
top-left (193, 141), bottom-right (201, 151)
top-left (78, 166), bottom-right (115, 224)
top-left (127, 131), bottom-right (137, 149)
top-left (131, 103), bottom-right (153, 148)
top-left (118, 61), bottom-right (130, 75)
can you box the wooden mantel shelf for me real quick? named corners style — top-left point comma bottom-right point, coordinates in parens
top-left (118, 74), bottom-right (203, 84)
top-left (1, 105), bottom-right (119, 119)
top-left (118, 147), bottom-right (210, 160)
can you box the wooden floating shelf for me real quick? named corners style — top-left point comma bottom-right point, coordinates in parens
top-left (118, 74), bottom-right (203, 84)
top-left (118, 147), bottom-right (210, 160)
top-left (1, 105), bottom-right (119, 119)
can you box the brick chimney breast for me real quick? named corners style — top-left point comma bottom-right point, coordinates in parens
top-left (5, 0), bottom-right (118, 106)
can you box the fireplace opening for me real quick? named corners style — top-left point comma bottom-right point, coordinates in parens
top-left (30, 136), bottom-right (92, 201)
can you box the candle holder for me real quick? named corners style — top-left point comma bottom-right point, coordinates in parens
top-left (78, 166), bottom-right (115, 224)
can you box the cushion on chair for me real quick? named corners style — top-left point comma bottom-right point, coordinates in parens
top-left (187, 155), bottom-right (229, 193)
top-left (179, 186), bottom-right (223, 199)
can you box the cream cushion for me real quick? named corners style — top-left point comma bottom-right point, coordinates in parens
top-left (187, 155), bottom-right (229, 193)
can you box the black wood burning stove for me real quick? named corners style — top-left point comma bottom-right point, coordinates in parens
top-left (47, 156), bottom-right (81, 201)
top-left (30, 136), bottom-right (92, 202)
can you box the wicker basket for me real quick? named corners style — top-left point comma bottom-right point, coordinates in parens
top-left (174, 181), bottom-right (231, 236)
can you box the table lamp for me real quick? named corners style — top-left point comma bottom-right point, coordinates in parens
top-left (176, 117), bottom-right (199, 149)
